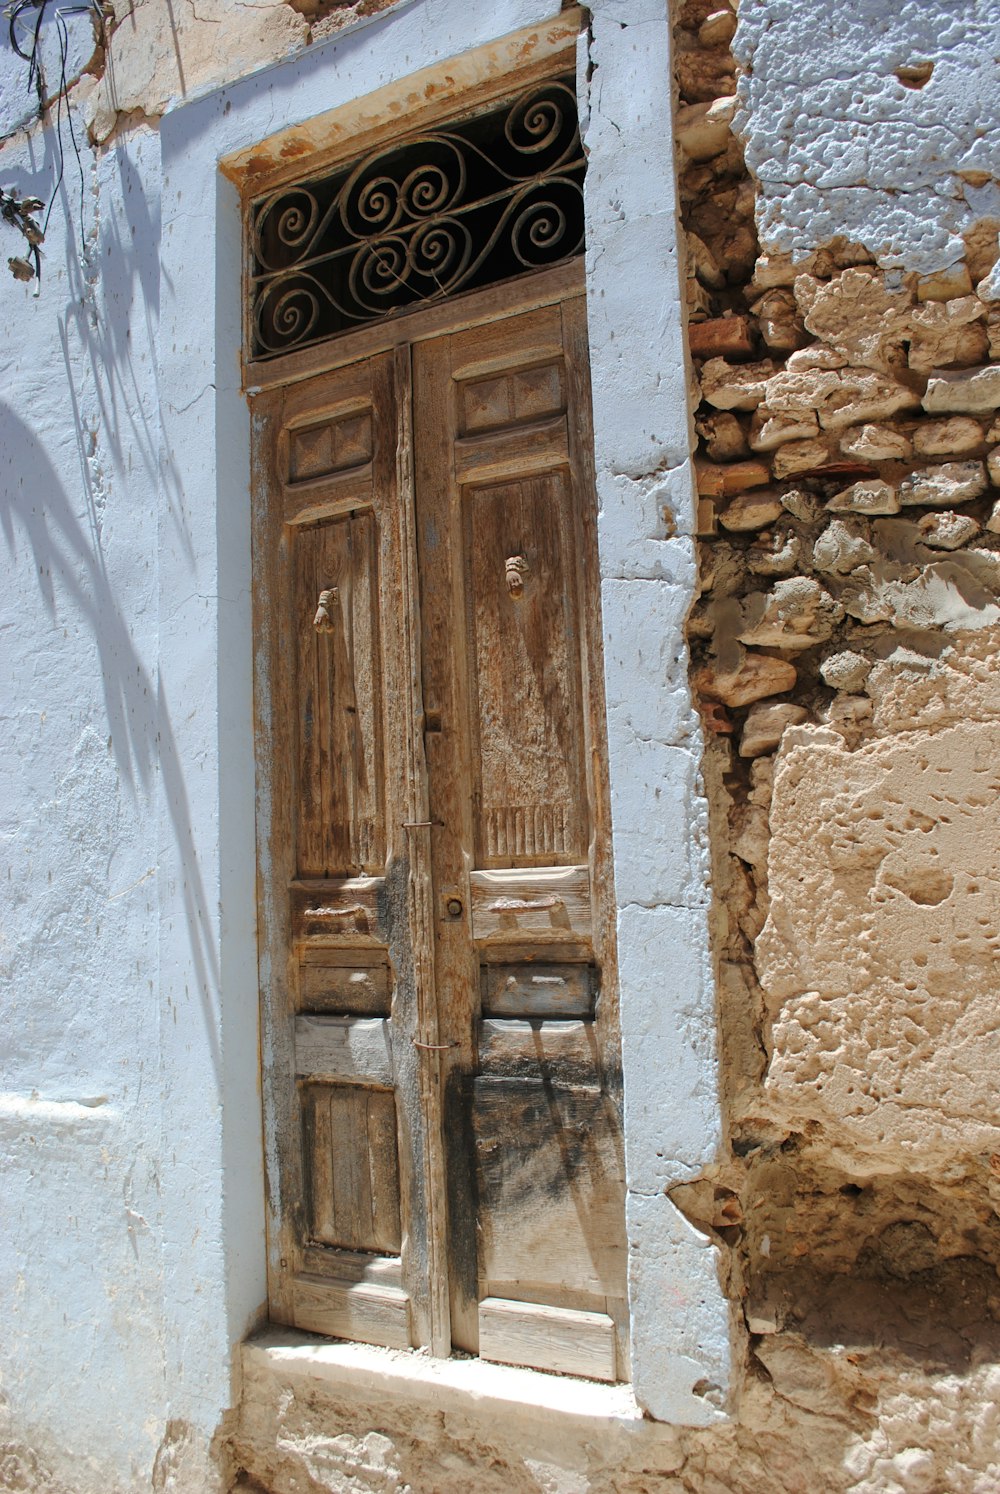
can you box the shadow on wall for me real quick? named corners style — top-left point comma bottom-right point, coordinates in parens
top-left (0, 397), bottom-right (222, 1081)
top-left (0, 114), bottom-right (234, 1079)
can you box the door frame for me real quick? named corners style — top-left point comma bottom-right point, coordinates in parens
top-left (158, 0), bottom-right (732, 1430)
top-left (250, 267), bottom-right (619, 1358)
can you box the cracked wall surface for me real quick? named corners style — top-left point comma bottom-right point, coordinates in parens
top-left (3, 0), bottom-right (1000, 1488)
top-left (674, 0), bottom-right (1000, 1487)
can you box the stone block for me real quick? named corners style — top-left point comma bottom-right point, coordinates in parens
top-left (694, 651), bottom-right (796, 708)
top-left (585, 215), bottom-right (690, 473)
top-left (617, 904), bottom-right (719, 1191)
top-left (795, 267), bottom-right (914, 373)
top-left (700, 358), bottom-right (779, 411)
top-left (988, 448), bottom-right (1000, 487)
top-left (819, 649), bottom-right (871, 692)
top-left (916, 511), bottom-right (980, 549)
top-left (676, 96), bottom-right (738, 162)
top-left (758, 721), bottom-right (1000, 1170)
top-left (748, 407), bottom-right (819, 452)
top-left (609, 739), bottom-right (705, 908)
top-left (917, 265), bottom-right (974, 301)
top-left (812, 520), bottom-right (876, 575)
top-left (898, 461), bottom-right (988, 507)
top-left (738, 577), bottom-right (842, 650)
top-left (695, 457), bottom-right (771, 497)
top-left (771, 437), bottom-right (835, 478)
top-left (688, 315), bottom-right (755, 360)
top-left (687, 231), bottom-right (725, 290)
top-left (626, 1192), bottom-right (730, 1427)
top-left (826, 479), bottom-right (899, 515)
top-left (601, 578), bottom-right (694, 748)
top-left (596, 468), bottom-right (699, 579)
top-left (912, 416), bottom-right (984, 458)
top-left (739, 702), bottom-right (809, 756)
top-left (696, 412), bottom-right (748, 462)
top-left (749, 288), bottom-right (805, 353)
top-left (718, 489), bottom-right (784, 531)
top-left (907, 298), bottom-right (989, 375)
top-left (923, 366), bottom-right (1000, 414)
top-left (838, 424), bottom-right (912, 462)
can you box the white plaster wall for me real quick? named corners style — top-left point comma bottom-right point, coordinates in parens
top-left (0, 123), bottom-right (174, 1489)
top-left (1, 61), bottom-right (265, 1494)
top-left (0, 0), bottom-right (734, 1483)
top-left (582, 0), bottom-right (730, 1424)
top-left (0, 5), bottom-right (99, 139)
top-left (733, 0), bottom-right (1000, 273)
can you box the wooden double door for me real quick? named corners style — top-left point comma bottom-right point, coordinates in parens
top-left (253, 287), bottom-right (627, 1382)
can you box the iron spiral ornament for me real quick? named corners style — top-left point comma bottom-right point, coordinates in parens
top-left (249, 77), bottom-right (585, 359)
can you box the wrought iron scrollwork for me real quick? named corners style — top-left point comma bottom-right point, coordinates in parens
top-left (248, 77), bottom-right (585, 360)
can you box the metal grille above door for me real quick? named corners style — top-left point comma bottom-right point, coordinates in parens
top-left (248, 77), bottom-right (585, 360)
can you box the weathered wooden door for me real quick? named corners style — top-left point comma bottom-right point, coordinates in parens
top-left (253, 289), bottom-right (627, 1381)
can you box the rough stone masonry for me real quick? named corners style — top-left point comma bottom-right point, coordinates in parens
top-left (670, 0), bottom-right (1000, 1487)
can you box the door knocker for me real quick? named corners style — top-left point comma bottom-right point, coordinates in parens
top-left (313, 587), bottom-right (338, 633)
top-left (505, 555), bottom-right (529, 599)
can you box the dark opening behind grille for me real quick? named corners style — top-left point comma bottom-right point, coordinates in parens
top-left (248, 76), bottom-right (585, 361)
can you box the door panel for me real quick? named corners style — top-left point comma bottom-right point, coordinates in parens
top-left (254, 291), bottom-right (626, 1378)
top-left (293, 510), bottom-right (384, 877)
top-left (465, 472), bottom-right (587, 867)
top-left (413, 299), bottom-right (627, 1374)
top-left (301, 1082), bottom-right (402, 1253)
top-left (253, 350), bottom-right (438, 1351)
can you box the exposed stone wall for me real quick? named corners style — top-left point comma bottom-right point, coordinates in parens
top-left (674, 0), bottom-right (1000, 1486)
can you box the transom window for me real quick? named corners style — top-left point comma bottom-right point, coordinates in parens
top-left (248, 76), bottom-right (585, 359)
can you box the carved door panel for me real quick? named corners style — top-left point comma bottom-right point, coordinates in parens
top-left (253, 351), bottom-right (444, 1353)
top-left (254, 293), bottom-right (625, 1380)
top-left (413, 297), bottom-right (627, 1379)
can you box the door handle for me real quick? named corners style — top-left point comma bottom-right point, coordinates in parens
top-left (485, 895), bottom-right (563, 912)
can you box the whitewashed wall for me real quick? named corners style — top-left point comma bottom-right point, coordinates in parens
top-left (0, 125), bottom-right (186, 1488)
top-left (0, 102), bottom-right (264, 1494)
top-left (734, 0), bottom-right (1000, 274)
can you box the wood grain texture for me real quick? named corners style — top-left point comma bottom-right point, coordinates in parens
top-left (478, 1297), bottom-right (616, 1381)
top-left (461, 360), bottom-right (564, 434)
top-left (393, 343), bottom-right (453, 1356)
top-left (293, 509), bottom-right (384, 878)
top-left (254, 278), bottom-right (626, 1379)
top-left (472, 1078), bottom-right (627, 1302)
top-left (302, 1083), bottom-right (401, 1253)
top-left (453, 416), bottom-right (568, 484)
top-left (283, 465), bottom-right (373, 526)
top-left (290, 877), bottom-right (385, 943)
top-left (288, 408), bottom-right (372, 482)
top-left (300, 1246), bottom-right (402, 1287)
top-left (292, 1273), bottom-right (411, 1349)
top-left (478, 1018), bottom-right (600, 1088)
top-left (254, 351), bottom-right (435, 1343)
top-left (482, 962), bottom-right (594, 1017)
top-left (464, 471), bottom-right (587, 867)
top-left (298, 956), bottom-right (391, 1014)
top-left (469, 866), bottom-right (592, 943)
top-left (294, 1016), bottom-right (394, 1085)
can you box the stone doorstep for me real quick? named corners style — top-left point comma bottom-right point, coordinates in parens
top-left (240, 1328), bottom-right (651, 1430)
